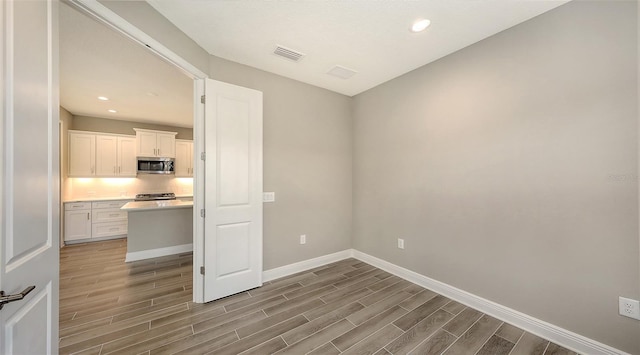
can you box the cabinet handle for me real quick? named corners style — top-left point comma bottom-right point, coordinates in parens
top-left (109, 227), bottom-right (119, 231)
top-left (87, 213), bottom-right (90, 220)
top-left (91, 166), bottom-right (94, 174)
top-left (109, 213), bottom-right (119, 217)
top-left (157, 148), bottom-right (160, 156)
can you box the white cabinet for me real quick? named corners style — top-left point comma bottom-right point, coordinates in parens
top-left (95, 135), bottom-right (136, 177)
top-left (95, 135), bottom-right (118, 176)
top-left (175, 140), bottom-right (194, 177)
top-left (118, 136), bottom-right (137, 176)
top-left (69, 131), bottom-right (135, 177)
top-left (69, 132), bottom-right (95, 176)
top-left (64, 202), bottom-right (92, 242)
top-left (134, 128), bottom-right (177, 158)
top-left (157, 132), bottom-right (176, 158)
top-left (64, 199), bottom-right (130, 244)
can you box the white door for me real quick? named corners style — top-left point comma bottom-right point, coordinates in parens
top-left (68, 132), bottom-right (95, 176)
top-left (203, 79), bottom-right (263, 302)
top-left (0, 0), bottom-right (59, 353)
top-left (95, 135), bottom-right (117, 176)
top-left (117, 136), bottom-right (136, 176)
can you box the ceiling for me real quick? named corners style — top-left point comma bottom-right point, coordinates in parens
top-left (147, 0), bottom-right (570, 97)
top-left (59, 3), bottom-right (194, 128)
top-left (60, 1), bottom-right (570, 128)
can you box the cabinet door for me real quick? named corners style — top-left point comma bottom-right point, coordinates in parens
top-left (137, 131), bottom-right (157, 157)
top-left (156, 132), bottom-right (176, 158)
top-left (95, 135), bottom-right (118, 176)
top-left (69, 132), bottom-right (95, 176)
top-left (175, 140), bottom-right (192, 177)
top-left (118, 136), bottom-right (137, 176)
top-left (64, 210), bottom-right (92, 241)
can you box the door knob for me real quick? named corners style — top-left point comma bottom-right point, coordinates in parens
top-left (0, 286), bottom-right (35, 310)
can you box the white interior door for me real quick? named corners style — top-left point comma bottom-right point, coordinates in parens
top-left (0, 0), bottom-right (59, 354)
top-left (203, 79), bottom-right (263, 302)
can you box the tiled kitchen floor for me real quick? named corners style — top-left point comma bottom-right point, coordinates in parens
top-left (59, 239), bottom-right (578, 354)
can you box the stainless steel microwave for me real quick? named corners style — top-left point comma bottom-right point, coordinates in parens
top-left (137, 157), bottom-right (175, 175)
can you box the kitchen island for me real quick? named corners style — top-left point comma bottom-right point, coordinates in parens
top-left (121, 199), bottom-right (193, 261)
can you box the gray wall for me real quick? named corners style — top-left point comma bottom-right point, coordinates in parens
top-left (72, 115), bottom-right (193, 140)
top-left (352, 1), bottom-right (639, 353)
top-left (209, 56), bottom-right (353, 270)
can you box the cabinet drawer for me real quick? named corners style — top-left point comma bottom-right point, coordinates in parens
top-left (65, 202), bottom-right (92, 211)
top-left (92, 200), bottom-right (129, 209)
top-left (92, 222), bottom-right (127, 238)
top-left (92, 209), bottom-right (128, 223)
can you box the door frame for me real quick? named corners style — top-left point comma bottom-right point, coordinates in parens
top-left (66, 0), bottom-right (208, 302)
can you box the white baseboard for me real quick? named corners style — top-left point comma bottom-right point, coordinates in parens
top-left (263, 249), bottom-right (353, 282)
top-left (125, 243), bottom-right (193, 262)
top-left (351, 250), bottom-right (628, 355)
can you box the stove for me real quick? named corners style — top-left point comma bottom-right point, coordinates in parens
top-left (134, 192), bottom-right (176, 201)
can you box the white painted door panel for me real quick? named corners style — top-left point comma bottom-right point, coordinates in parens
top-left (136, 130), bottom-right (157, 157)
top-left (156, 132), bottom-right (176, 158)
top-left (204, 79), bottom-right (263, 302)
top-left (117, 136), bottom-right (136, 176)
top-left (64, 210), bottom-right (92, 241)
top-left (175, 140), bottom-right (192, 177)
top-left (68, 132), bottom-right (95, 176)
top-left (95, 135), bottom-right (118, 176)
top-left (0, 0), bottom-right (59, 353)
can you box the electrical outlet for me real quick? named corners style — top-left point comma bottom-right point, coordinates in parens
top-left (619, 297), bottom-right (640, 320)
top-left (397, 238), bottom-right (405, 249)
top-left (263, 192), bottom-right (275, 202)
top-left (300, 235), bottom-right (306, 245)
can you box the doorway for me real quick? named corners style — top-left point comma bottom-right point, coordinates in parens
top-left (59, 0), bottom-right (200, 299)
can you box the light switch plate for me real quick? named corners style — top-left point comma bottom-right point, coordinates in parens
top-left (263, 192), bottom-right (275, 202)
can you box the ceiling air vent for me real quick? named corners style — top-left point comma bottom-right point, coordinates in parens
top-left (273, 45), bottom-right (305, 62)
top-left (326, 65), bottom-right (357, 80)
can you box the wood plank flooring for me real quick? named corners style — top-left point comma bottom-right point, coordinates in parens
top-left (60, 239), bottom-right (579, 355)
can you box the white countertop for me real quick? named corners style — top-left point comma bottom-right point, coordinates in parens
top-left (65, 195), bottom-right (192, 203)
top-left (121, 199), bottom-right (193, 212)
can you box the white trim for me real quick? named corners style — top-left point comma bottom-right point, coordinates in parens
top-left (262, 249), bottom-right (353, 282)
top-left (352, 250), bottom-right (629, 355)
top-left (192, 79), bottom-right (205, 303)
top-left (125, 243), bottom-right (193, 262)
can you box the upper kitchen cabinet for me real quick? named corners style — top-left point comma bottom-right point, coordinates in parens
top-left (95, 135), bottom-right (136, 177)
top-left (69, 131), bottom-right (136, 177)
top-left (175, 139), bottom-right (194, 177)
top-left (69, 131), bottom-right (96, 176)
top-left (134, 128), bottom-right (177, 158)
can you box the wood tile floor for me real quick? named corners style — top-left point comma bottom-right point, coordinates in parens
top-left (60, 239), bottom-right (579, 355)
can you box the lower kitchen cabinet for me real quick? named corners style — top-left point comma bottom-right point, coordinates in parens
top-left (64, 208), bottom-right (92, 242)
top-left (64, 199), bottom-right (130, 244)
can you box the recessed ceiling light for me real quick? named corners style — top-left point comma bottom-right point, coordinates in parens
top-left (108, 109), bottom-right (117, 113)
top-left (146, 92), bottom-right (159, 97)
top-left (97, 96), bottom-right (109, 101)
top-left (411, 19), bottom-right (431, 33)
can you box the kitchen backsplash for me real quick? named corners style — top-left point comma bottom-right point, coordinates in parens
top-left (64, 175), bottom-right (193, 200)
